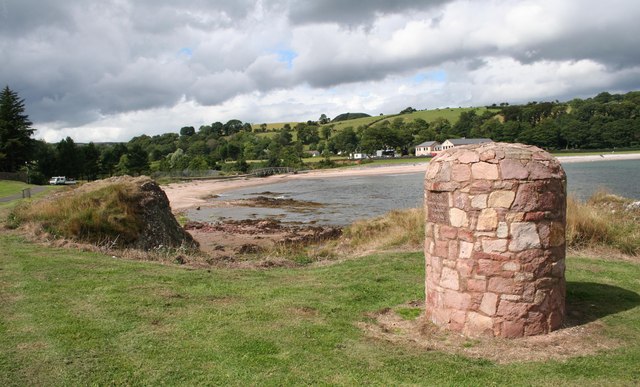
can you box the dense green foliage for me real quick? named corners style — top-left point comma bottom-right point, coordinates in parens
top-left (332, 112), bottom-right (371, 122)
top-left (6, 88), bottom-right (640, 182)
top-left (0, 86), bottom-right (34, 172)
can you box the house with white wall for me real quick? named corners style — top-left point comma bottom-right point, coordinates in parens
top-left (415, 141), bottom-right (441, 156)
top-left (439, 138), bottom-right (493, 151)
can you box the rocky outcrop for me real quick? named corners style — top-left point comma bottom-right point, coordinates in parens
top-left (130, 177), bottom-right (198, 251)
top-left (424, 142), bottom-right (566, 338)
top-left (43, 176), bottom-right (197, 251)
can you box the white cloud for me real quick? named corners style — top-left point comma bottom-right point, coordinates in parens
top-left (2, 0), bottom-right (640, 142)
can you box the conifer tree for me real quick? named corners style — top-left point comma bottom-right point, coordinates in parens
top-left (0, 86), bottom-right (35, 172)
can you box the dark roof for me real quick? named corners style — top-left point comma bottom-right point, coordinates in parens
top-left (416, 140), bottom-right (440, 147)
top-left (446, 138), bottom-right (493, 145)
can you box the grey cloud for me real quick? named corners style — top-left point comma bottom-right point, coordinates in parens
top-left (0, 0), bottom-right (74, 36)
top-left (188, 71), bottom-right (254, 105)
top-left (509, 23), bottom-right (640, 70)
top-left (286, 0), bottom-right (452, 26)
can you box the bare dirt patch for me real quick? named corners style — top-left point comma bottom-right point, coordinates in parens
top-left (184, 219), bottom-right (341, 266)
top-left (360, 301), bottom-right (623, 364)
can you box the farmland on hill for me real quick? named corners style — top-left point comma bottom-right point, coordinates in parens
top-left (326, 107), bottom-right (497, 131)
top-left (250, 107), bottom-right (495, 134)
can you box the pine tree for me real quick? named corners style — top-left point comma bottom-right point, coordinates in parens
top-left (0, 86), bottom-right (35, 172)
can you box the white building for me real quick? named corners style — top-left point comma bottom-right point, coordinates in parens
top-left (439, 138), bottom-right (493, 151)
top-left (415, 141), bottom-right (441, 156)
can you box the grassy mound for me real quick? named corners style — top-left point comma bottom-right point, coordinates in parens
top-left (7, 176), bottom-right (197, 251)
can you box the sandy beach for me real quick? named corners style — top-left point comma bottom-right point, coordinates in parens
top-left (164, 152), bottom-right (640, 211)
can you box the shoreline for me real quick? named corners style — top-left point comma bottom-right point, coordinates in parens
top-left (164, 152), bottom-right (640, 211)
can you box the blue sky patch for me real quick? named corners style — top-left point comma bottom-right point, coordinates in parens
top-left (413, 70), bottom-right (447, 84)
top-left (178, 47), bottom-right (193, 59)
top-left (274, 49), bottom-right (298, 69)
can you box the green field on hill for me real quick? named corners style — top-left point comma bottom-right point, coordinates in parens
top-left (248, 107), bottom-right (498, 134)
top-left (326, 107), bottom-right (498, 131)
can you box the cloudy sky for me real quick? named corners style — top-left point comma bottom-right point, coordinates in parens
top-left (2, 0), bottom-right (640, 143)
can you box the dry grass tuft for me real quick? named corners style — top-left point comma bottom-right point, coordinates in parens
top-left (309, 208), bottom-right (425, 259)
top-left (8, 183), bottom-right (144, 246)
top-left (567, 191), bottom-right (640, 256)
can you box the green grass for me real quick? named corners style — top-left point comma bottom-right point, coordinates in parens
top-left (0, 181), bottom-right (58, 211)
top-left (0, 180), bottom-right (32, 197)
top-left (2, 233), bottom-right (640, 385)
top-left (251, 122), bottom-right (300, 131)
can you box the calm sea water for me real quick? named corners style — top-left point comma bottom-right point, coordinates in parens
top-left (187, 159), bottom-right (640, 226)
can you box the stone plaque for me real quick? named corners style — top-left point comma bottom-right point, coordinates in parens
top-left (427, 192), bottom-right (449, 224)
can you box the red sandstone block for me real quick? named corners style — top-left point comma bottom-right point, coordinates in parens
top-left (439, 225), bottom-right (459, 239)
top-left (492, 181), bottom-right (516, 190)
top-left (488, 277), bottom-right (524, 295)
top-left (500, 158), bottom-right (529, 180)
top-left (538, 190), bottom-right (562, 212)
top-left (450, 310), bottom-right (467, 330)
top-left (458, 150), bottom-right (480, 164)
top-left (524, 211), bottom-right (546, 221)
top-left (448, 240), bottom-right (460, 260)
top-left (497, 300), bottom-right (530, 320)
top-left (480, 149), bottom-right (496, 162)
top-left (456, 259), bottom-right (474, 278)
top-left (466, 278), bottom-right (487, 292)
top-left (469, 180), bottom-right (493, 194)
top-left (443, 289), bottom-right (472, 310)
top-left (473, 251), bottom-right (513, 262)
top-left (458, 229), bottom-right (475, 242)
top-left (434, 240), bottom-right (449, 257)
top-left (516, 249), bottom-right (545, 263)
top-left (465, 312), bottom-right (494, 336)
top-left (429, 181), bottom-right (460, 192)
top-left (452, 164), bottom-right (472, 182)
top-left (477, 259), bottom-right (502, 276)
top-left (501, 320), bottom-right (525, 338)
top-left (524, 311), bottom-right (547, 336)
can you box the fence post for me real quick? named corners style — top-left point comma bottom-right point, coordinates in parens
top-left (22, 188), bottom-right (31, 199)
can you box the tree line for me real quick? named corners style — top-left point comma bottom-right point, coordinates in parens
top-left (1, 85), bottom-right (639, 184)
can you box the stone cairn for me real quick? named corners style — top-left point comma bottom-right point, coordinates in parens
top-left (424, 142), bottom-right (566, 338)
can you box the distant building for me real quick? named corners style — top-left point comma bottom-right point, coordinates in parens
top-left (376, 149), bottom-right (396, 158)
top-left (440, 138), bottom-right (493, 151)
top-left (350, 153), bottom-right (370, 160)
top-left (415, 141), bottom-right (441, 156)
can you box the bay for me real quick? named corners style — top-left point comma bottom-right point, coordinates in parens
top-left (188, 159), bottom-right (640, 226)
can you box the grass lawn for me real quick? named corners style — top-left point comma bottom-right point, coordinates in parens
top-left (0, 180), bottom-right (33, 198)
top-left (0, 181), bottom-right (58, 211)
top-left (1, 234), bottom-right (640, 385)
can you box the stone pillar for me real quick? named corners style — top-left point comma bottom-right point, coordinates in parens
top-left (424, 142), bottom-right (566, 338)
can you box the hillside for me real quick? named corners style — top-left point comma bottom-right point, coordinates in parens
top-left (325, 107), bottom-right (497, 131)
